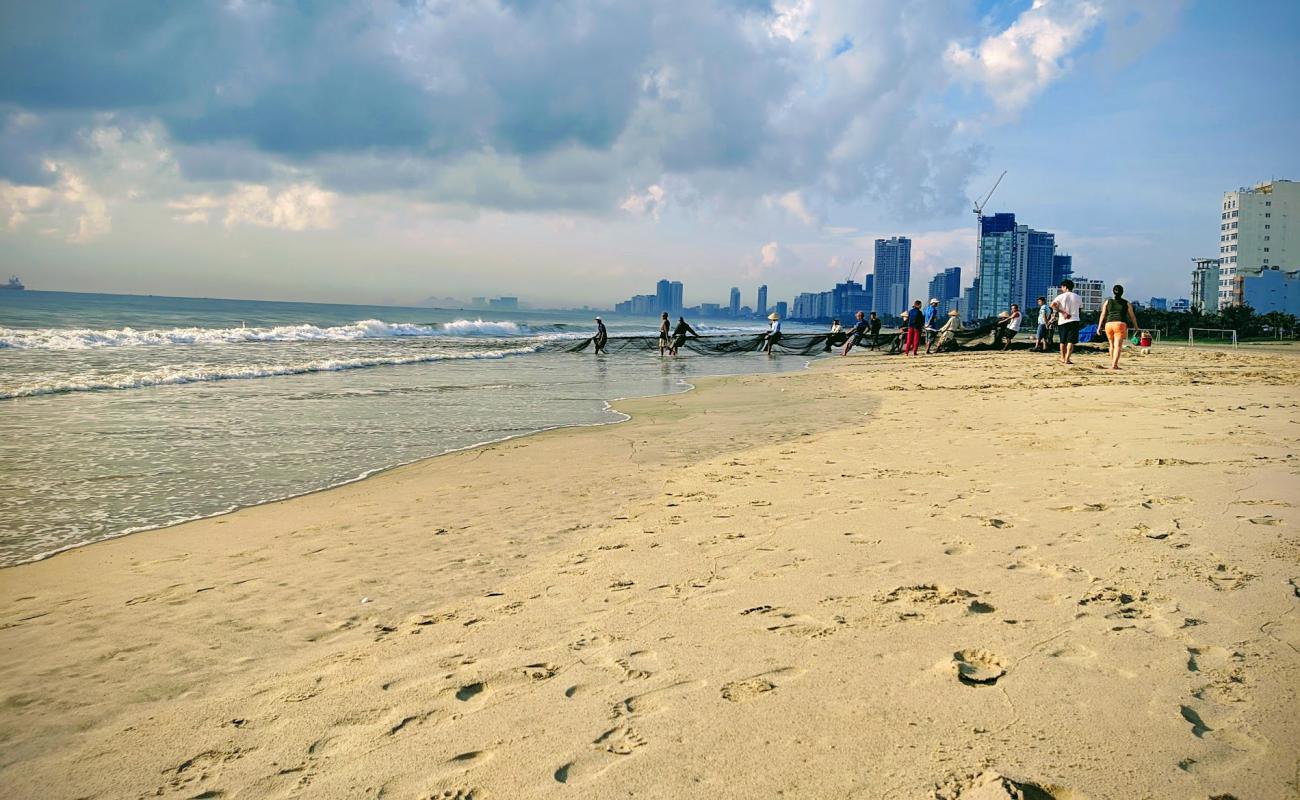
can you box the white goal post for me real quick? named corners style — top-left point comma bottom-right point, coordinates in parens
top-left (1188, 328), bottom-right (1238, 348)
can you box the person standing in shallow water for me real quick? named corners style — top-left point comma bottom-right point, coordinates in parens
top-left (903, 300), bottom-right (923, 356)
top-left (593, 317), bottom-right (608, 354)
top-left (761, 312), bottom-right (782, 354)
top-left (669, 316), bottom-right (699, 356)
top-left (1098, 284), bottom-right (1140, 370)
top-left (657, 312), bottom-right (670, 357)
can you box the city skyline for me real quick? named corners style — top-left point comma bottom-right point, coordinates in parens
top-left (0, 2), bottom-right (1297, 308)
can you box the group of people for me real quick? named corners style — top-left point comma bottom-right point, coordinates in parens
top-left (592, 278), bottom-right (1145, 369)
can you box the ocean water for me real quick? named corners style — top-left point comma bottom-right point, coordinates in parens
top-left (0, 291), bottom-right (815, 566)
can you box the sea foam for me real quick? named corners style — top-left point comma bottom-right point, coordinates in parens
top-left (0, 319), bottom-right (529, 350)
top-left (0, 344), bottom-right (544, 399)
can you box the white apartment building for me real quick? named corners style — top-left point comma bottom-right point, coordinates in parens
top-left (1217, 179), bottom-right (1299, 307)
top-left (1073, 277), bottom-right (1106, 317)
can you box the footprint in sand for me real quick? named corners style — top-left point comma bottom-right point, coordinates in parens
top-left (952, 649), bottom-right (1007, 686)
top-left (520, 663), bottom-right (558, 681)
top-left (613, 650), bottom-right (659, 680)
top-left (555, 681), bottom-right (704, 784)
top-left (932, 769), bottom-right (1085, 799)
top-left (720, 667), bottom-right (804, 703)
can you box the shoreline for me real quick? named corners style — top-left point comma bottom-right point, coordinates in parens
top-left (2, 346), bottom-right (1298, 798)
top-left (3, 355), bottom-right (813, 569)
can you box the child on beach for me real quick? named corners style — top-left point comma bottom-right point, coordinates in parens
top-left (1138, 330), bottom-right (1153, 354)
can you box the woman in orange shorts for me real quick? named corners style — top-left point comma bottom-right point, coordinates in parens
top-left (1097, 284), bottom-right (1140, 370)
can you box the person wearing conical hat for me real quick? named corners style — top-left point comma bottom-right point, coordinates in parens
top-left (761, 311), bottom-right (782, 354)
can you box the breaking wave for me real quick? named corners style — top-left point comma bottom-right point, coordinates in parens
top-left (0, 344), bottom-right (544, 399)
top-left (0, 319), bottom-right (533, 350)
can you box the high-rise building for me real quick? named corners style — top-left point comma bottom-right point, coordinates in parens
top-left (729, 287), bottom-right (741, 318)
top-left (1147, 297), bottom-right (1168, 311)
top-left (975, 213), bottom-right (1058, 318)
top-left (1191, 257), bottom-right (1221, 313)
top-left (962, 278), bottom-right (980, 323)
top-left (831, 280), bottom-right (871, 319)
top-left (1073, 278), bottom-right (1106, 317)
top-left (1217, 179), bottom-right (1300, 308)
top-left (655, 279), bottom-right (672, 314)
top-left (669, 281), bottom-right (684, 315)
top-left (973, 213), bottom-right (1015, 320)
top-left (774, 301), bottom-right (788, 320)
top-left (756, 285), bottom-right (768, 317)
top-left (1019, 227), bottom-right (1057, 310)
top-left (861, 274), bottom-right (874, 313)
top-left (927, 267), bottom-right (962, 314)
top-left (1052, 254), bottom-right (1073, 288)
top-left (872, 236), bottom-right (911, 317)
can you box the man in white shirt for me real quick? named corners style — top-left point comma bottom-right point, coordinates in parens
top-left (1050, 279), bottom-right (1083, 364)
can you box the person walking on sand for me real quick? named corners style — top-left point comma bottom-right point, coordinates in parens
top-left (842, 311), bottom-right (869, 356)
top-left (761, 312), bottom-right (782, 354)
top-left (668, 315), bottom-right (699, 356)
top-left (1098, 284), bottom-right (1140, 370)
top-left (593, 316), bottom-right (609, 354)
top-left (923, 298), bottom-right (943, 354)
top-left (1033, 297), bottom-right (1051, 352)
top-left (657, 312), bottom-right (670, 357)
top-left (903, 300), bottom-right (923, 356)
top-left (1050, 279), bottom-right (1083, 365)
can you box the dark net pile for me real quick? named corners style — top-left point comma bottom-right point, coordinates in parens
top-left (558, 324), bottom-right (1105, 355)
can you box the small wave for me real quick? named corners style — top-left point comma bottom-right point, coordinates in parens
top-left (0, 318), bottom-right (532, 350)
top-left (0, 345), bottom-right (543, 399)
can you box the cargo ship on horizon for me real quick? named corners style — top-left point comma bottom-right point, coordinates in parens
top-left (3, 276), bottom-right (24, 290)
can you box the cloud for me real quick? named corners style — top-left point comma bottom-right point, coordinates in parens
top-left (0, 159), bottom-right (109, 242)
top-left (171, 183), bottom-right (337, 231)
top-left (770, 190), bottom-right (816, 225)
top-left (945, 0), bottom-right (1187, 115)
top-left (619, 184), bottom-right (666, 220)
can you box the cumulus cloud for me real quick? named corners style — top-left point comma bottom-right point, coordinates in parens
top-left (171, 183), bottom-right (337, 231)
top-left (0, 160), bottom-right (109, 242)
top-left (0, 0), bottom-right (1187, 244)
top-left (944, 0), bottom-right (1186, 115)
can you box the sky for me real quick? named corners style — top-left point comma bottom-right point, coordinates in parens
top-left (1, 0), bottom-right (1298, 310)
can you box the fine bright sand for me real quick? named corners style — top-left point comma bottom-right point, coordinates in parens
top-left (1, 346), bottom-right (1298, 799)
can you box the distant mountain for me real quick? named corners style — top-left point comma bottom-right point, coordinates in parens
top-left (416, 296), bottom-right (466, 308)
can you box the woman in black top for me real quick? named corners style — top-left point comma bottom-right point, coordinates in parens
top-left (1098, 284), bottom-right (1139, 370)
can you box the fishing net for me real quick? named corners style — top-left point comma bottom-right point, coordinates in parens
top-left (559, 322), bottom-right (1104, 356)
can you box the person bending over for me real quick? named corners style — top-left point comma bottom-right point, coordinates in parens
top-left (669, 316), bottom-right (699, 356)
top-left (998, 304), bottom-right (1022, 350)
top-left (842, 311), bottom-right (868, 356)
top-left (1098, 284), bottom-right (1140, 370)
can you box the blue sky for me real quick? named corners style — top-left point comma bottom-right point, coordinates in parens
top-left (0, 0), bottom-right (1297, 309)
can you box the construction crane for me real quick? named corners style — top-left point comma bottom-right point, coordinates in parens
top-left (844, 259), bottom-right (863, 283)
top-left (973, 170), bottom-right (1007, 221)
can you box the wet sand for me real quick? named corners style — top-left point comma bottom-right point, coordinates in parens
top-left (2, 345), bottom-right (1298, 799)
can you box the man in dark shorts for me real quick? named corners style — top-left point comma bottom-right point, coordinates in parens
top-left (1050, 279), bottom-right (1083, 365)
top-left (668, 316), bottom-right (699, 356)
top-left (868, 312), bottom-right (882, 348)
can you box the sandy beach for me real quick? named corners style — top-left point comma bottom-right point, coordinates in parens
top-left (2, 345), bottom-right (1298, 799)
